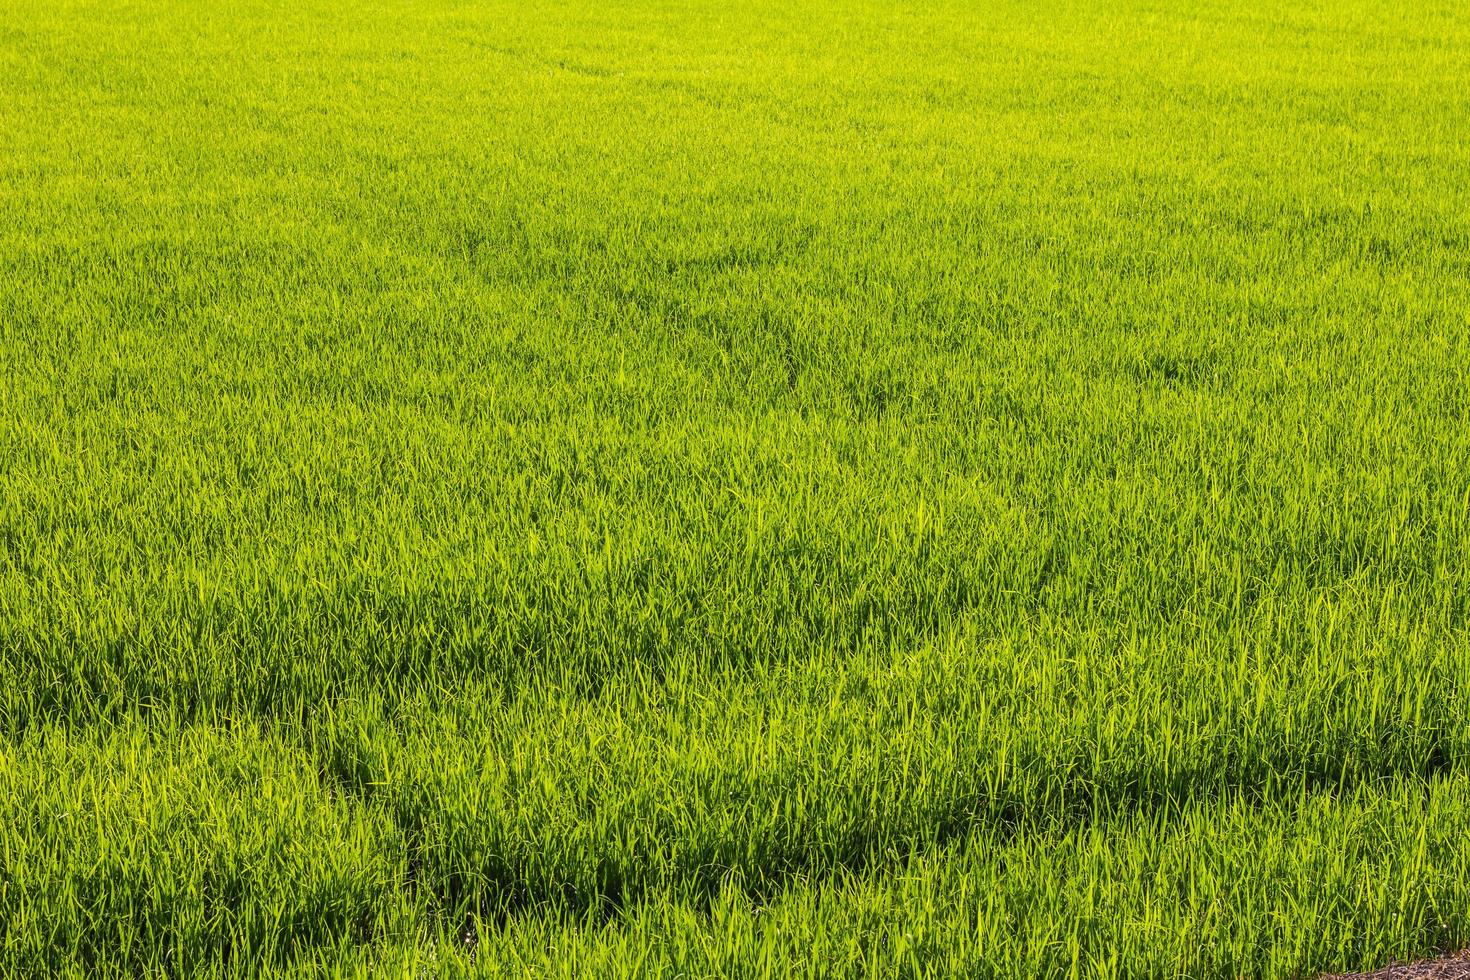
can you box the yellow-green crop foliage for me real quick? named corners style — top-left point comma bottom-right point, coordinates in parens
top-left (2, 0), bottom-right (1468, 975)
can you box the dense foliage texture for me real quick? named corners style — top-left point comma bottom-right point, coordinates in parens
top-left (2, 0), bottom-right (1468, 975)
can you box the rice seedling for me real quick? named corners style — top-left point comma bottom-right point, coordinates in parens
top-left (1, 0), bottom-right (1467, 974)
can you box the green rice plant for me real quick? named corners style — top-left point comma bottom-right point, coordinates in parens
top-left (1, 0), bottom-right (1467, 974)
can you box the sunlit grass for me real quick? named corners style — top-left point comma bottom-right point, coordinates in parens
top-left (1, 0), bottom-right (1468, 974)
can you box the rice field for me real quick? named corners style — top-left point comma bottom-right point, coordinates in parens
top-left (2, 0), bottom-right (1468, 975)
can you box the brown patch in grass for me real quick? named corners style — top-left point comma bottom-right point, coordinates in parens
top-left (1323, 952), bottom-right (1470, 979)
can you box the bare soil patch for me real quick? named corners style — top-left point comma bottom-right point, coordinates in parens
top-left (1325, 952), bottom-right (1470, 979)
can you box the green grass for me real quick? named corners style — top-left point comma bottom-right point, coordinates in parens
top-left (2, 0), bottom-right (1469, 975)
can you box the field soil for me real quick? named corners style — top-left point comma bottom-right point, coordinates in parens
top-left (1330, 954), bottom-right (1470, 979)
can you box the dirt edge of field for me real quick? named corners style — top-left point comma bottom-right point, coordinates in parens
top-left (1324, 952), bottom-right (1470, 979)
